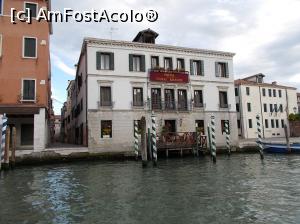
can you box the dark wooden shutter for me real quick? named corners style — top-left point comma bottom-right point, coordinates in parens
top-left (190, 60), bottom-right (194, 75)
top-left (170, 58), bottom-right (173, 70)
top-left (141, 55), bottom-right (146, 72)
top-left (225, 63), bottom-right (229, 77)
top-left (129, 54), bottom-right (133, 71)
top-left (200, 60), bottom-right (204, 76)
top-left (109, 53), bottom-right (114, 70)
top-left (215, 62), bottom-right (220, 77)
top-left (96, 52), bottom-right (101, 70)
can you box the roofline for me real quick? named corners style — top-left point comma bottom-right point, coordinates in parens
top-left (234, 79), bottom-right (297, 90)
top-left (83, 37), bottom-right (236, 57)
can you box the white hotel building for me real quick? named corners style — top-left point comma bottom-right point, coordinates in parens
top-left (72, 29), bottom-right (238, 152)
top-left (235, 74), bottom-right (298, 139)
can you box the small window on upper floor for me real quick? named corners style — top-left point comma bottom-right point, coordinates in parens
top-left (262, 88), bottom-right (266, 97)
top-left (151, 56), bottom-right (159, 69)
top-left (22, 79), bottom-right (35, 101)
top-left (190, 60), bottom-right (204, 76)
top-left (23, 37), bottom-right (37, 58)
top-left (96, 52), bottom-right (114, 70)
top-left (235, 88), bottom-right (239, 97)
top-left (0, 0), bottom-right (3, 15)
top-left (129, 54), bottom-right (145, 72)
top-left (215, 62), bottom-right (229, 78)
top-left (278, 90), bottom-right (282, 98)
top-left (164, 57), bottom-right (173, 70)
top-left (177, 58), bottom-right (185, 71)
top-left (273, 89), bottom-right (277, 97)
top-left (246, 87), bottom-right (250, 96)
top-left (25, 2), bottom-right (38, 18)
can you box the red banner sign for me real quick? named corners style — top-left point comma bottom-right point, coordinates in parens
top-left (149, 70), bottom-right (189, 83)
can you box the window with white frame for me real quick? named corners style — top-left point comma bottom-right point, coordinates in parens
top-left (22, 79), bottom-right (35, 101)
top-left (23, 37), bottom-right (37, 58)
top-left (25, 2), bottom-right (38, 18)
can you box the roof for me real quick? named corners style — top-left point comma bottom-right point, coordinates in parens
top-left (243, 73), bottom-right (265, 80)
top-left (234, 79), bottom-right (297, 90)
top-left (133, 28), bottom-right (159, 42)
top-left (84, 37), bottom-right (235, 58)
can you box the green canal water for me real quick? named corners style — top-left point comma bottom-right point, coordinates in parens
top-left (0, 154), bottom-right (300, 224)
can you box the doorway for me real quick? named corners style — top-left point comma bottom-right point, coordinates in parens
top-left (164, 120), bottom-right (176, 133)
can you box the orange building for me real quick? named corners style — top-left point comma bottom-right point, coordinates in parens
top-left (0, 0), bottom-right (52, 150)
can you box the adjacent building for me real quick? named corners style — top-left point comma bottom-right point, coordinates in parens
top-left (0, 0), bottom-right (53, 150)
top-left (67, 29), bottom-right (238, 152)
top-left (235, 74), bottom-right (298, 139)
top-left (297, 93), bottom-right (300, 113)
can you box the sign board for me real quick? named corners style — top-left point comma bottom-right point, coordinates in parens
top-left (149, 70), bottom-right (189, 83)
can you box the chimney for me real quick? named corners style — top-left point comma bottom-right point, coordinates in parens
top-left (272, 81), bottom-right (277, 85)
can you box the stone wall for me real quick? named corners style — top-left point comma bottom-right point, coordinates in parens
top-left (290, 121), bottom-right (300, 137)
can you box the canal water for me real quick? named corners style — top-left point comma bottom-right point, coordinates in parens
top-left (0, 154), bottom-right (300, 224)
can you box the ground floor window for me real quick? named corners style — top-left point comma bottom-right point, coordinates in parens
top-left (21, 124), bottom-right (34, 145)
top-left (101, 120), bottom-right (112, 138)
top-left (164, 120), bottom-right (176, 133)
top-left (221, 120), bottom-right (230, 134)
top-left (195, 120), bottom-right (205, 134)
top-left (248, 119), bottom-right (253, 129)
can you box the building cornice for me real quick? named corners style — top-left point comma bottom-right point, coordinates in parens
top-left (84, 38), bottom-right (235, 58)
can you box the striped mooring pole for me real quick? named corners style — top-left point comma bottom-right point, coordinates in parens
top-left (225, 121), bottom-right (231, 156)
top-left (210, 115), bottom-right (217, 163)
top-left (1, 114), bottom-right (8, 170)
top-left (134, 120), bottom-right (139, 160)
top-left (151, 113), bottom-right (157, 166)
top-left (256, 115), bottom-right (264, 160)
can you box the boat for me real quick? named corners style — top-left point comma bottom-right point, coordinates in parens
top-left (261, 142), bottom-right (300, 154)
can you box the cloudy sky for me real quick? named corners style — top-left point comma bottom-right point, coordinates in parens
top-left (50, 0), bottom-right (300, 114)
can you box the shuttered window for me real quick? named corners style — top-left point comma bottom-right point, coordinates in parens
top-left (129, 54), bottom-right (145, 72)
top-left (164, 57), bottom-right (173, 70)
top-left (100, 86), bottom-right (112, 106)
top-left (194, 90), bottom-right (203, 107)
top-left (219, 91), bottom-right (228, 108)
top-left (215, 62), bottom-right (229, 78)
top-left (133, 88), bottom-right (143, 106)
top-left (151, 56), bottom-right (159, 69)
top-left (25, 2), bottom-right (37, 18)
top-left (23, 37), bottom-right (37, 58)
top-left (23, 79), bottom-right (35, 100)
top-left (190, 60), bottom-right (204, 76)
top-left (96, 52), bottom-right (114, 70)
top-left (177, 58), bottom-right (185, 70)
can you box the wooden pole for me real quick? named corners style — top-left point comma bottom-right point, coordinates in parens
top-left (207, 125), bottom-right (212, 158)
top-left (284, 124), bottom-right (291, 153)
top-left (0, 114), bottom-right (7, 170)
top-left (256, 115), bottom-right (264, 160)
top-left (10, 127), bottom-right (16, 168)
top-left (151, 113), bottom-right (157, 166)
top-left (140, 117), bottom-right (147, 167)
top-left (147, 128), bottom-right (152, 161)
top-left (134, 120), bottom-right (139, 160)
top-left (210, 115), bottom-right (217, 163)
top-left (225, 121), bottom-right (231, 156)
top-left (3, 126), bottom-right (10, 170)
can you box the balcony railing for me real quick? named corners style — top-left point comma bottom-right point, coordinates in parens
top-left (219, 104), bottom-right (231, 109)
top-left (98, 101), bottom-right (115, 108)
top-left (131, 101), bottom-right (146, 108)
top-left (151, 100), bottom-right (190, 111)
top-left (193, 102), bottom-right (204, 108)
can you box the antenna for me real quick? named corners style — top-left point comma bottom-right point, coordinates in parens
top-left (109, 27), bottom-right (118, 40)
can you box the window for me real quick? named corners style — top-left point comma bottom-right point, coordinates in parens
top-left (235, 88), bottom-right (239, 96)
top-left (268, 89), bottom-right (272, 97)
top-left (236, 103), bottom-right (240, 112)
top-left (164, 57), bottom-right (173, 70)
top-left (246, 87), bottom-right (250, 96)
top-left (215, 62), bottom-right (229, 78)
top-left (248, 119), bottom-right (253, 128)
top-left (262, 88), bottom-right (266, 97)
top-left (0, 0), bottom-right (3, 15)
top-left (178, 89), bottom-right (188, 110)
top-left (177, 58), bottom-right (185, 70)
top-left (273, 89), bottom-right (277, 97)
top-left (151, 88), bottom-right (162, 110)
top-left (237, 120), bottom-right (241, 129)
top-left (0, 34), bottom-right (2, 58)
top-left (190, 60), bottom-right (204, 76)
top-left (221, 120), bottom-right (230, 134)
top-left (279, 104), bottom-right (283, 112)
top-left (281, 119), bottom-right (285, 128)
top-left (279, 90), bottom-right (282, 98)
top-left (219, 91), bottom-right (228, 108)
top-left (274, 104), bottom-right (278, 112)
top-left (133, 87), bottom-right (143, 107)
top-left (195, 120), bottom-right (205, 134)
top-left (265, 119), bottom-right (269, 129)
top-left (22, 79), bottom-right (35, 101)
top-left (21, 124), bottom-right (34, 145)
top-left (264, 104), bottom-right (267, 113)
top-left (129, 54), bottom-right (145, 72)
top-left (165, 89), bottom-right (175, 110)
top-left (271, 119), bottom-right (275, 128)
top-left (101, 120), bottom-right (112, 138)
top-left (194, 90), bottom-right (203, 108)
top-left (96, 52), bottom-right (114, 70)
top-left (275, 119), bottom-right (279, 128)
top-left (270, 104), bottom-right (273, 112)
top-left (100, 86), bottom-right (112, 106)
top-left (23, 37), bottom-right (37, 58)
top-left (151, 56), bottom-right (159, 69)
top-left (247, 103), bottom-right (251, 112)
top-left (25, 2), bottom-right (37, 18)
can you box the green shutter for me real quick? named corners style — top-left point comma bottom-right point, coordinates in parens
top-left (129, 54), bottom-right (133, 71)
top-left (141, 55), bottom-right (146, 72)
top-left (96, 52), bottom-right (101, 70)
top-left (190, 60), bottom-right (194, 76)
top-left (215, 62), bottom-right (220, 77)
top-left (200, 60), bottom-right (204, 76)
top-left (109, 53), bottom-right (114, 70)
top-left (225, 63), bottom-right (229, 77)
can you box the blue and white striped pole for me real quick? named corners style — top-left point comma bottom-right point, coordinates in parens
top-left (134, 120), bottom-right (139, 160)
top-left (210, 115), bottom-right (217, 163)
top-left (225, 121), bottom-right (231, 156)
top-left (1, 114), bottom-right (8, 170)
top-left (256, 115), bottom-right (264, 160)
top-left (151, 113), bottom-right (157, 166)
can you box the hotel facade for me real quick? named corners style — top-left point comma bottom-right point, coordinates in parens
top-left (70, 29), bottom-right (238, 152)
top-left (235, 74), bottom-right (298, 139)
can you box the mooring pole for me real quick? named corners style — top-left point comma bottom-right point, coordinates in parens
top-left (256, 115), bottom-right (264, 160)
top-left (140, 117), bottom-right (147, 167)
top-left (210, 115), bottom-right (217, 163)
top-left (151, 113), bottom-right (157, 166)
top-left (225, 121), bottom-right (231, 156)
top-left (148, 127), bottom-right (152, 161)
top-left (195, 127), bottom-right (200, 157)
top-left (284, 124), bottom-right (291, 153)
top-left (207, 124), bottom-right (212, 157)
top-left (3, 126), bottom-right (11, 170)
top-left (134, 120), bottom-right (139, 160)
top-left (11, 127), bottom-right (17, 168)
top-left (1, 114), bottom-right (8, 171)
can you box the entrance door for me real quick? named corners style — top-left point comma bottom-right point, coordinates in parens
top-left (151, 88), bottom-right (162, 109)
top-left (195, 120), bottom-right (205, 135)
top-left (178, 89), bottom-right (187, 110)
top-left (165, 120), bottom-right (176, 133)
top-left (21, 124), bottom-right (34, 145)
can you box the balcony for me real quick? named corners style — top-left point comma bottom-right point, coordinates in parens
top-left (151, 100), bottom-right (190, 112)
